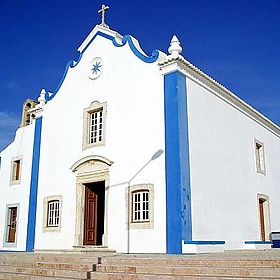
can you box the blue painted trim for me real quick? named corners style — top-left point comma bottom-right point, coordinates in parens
top-left (184, 240), bottom-right (225, 245)
top-left (272, 240), bottom-right (280, 248)
top-left (120, 35), bottom-right (160, 63)
top-left (0, 250), bottom-right (25, 252)
top-left (80, 31), bottom-right (160, 63)
top-left (45, 60), bottom-right (77, 101)
top-left (45, 31), bottom-right (160, 101)
top-left (26, 117), bottom-right (43, 252)
top-left (245, 241), bottom-right (272, 244)
top-left (164, 71), bottom-right (192, 254)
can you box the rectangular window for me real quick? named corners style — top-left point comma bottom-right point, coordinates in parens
top-left (13, 160), bottom-right (21, 181)
top-left (6, 207), bottom-right (17, 243)
top-left (47, 200), bottom-right (60, 227)
top-left (10, 157), bottom-right (22, 185)
top-left (132, 191), bottom-right (150, 222)
top-left (43, 196), bottom-right (62, 232)
top-left (255, 139), bottom-right (266, 174)
top-left (90, 109), bottom-right (103, 144)
top-left (83, 101), bottom-right (107, 150)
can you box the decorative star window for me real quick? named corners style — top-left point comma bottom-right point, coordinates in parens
top-left (88, 57), bottom-right (103, 80)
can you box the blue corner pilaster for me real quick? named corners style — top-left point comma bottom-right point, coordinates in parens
top-left (164, 71), bottom-right (192, 254)
top-left (26, 116), bottom-right (42, 252)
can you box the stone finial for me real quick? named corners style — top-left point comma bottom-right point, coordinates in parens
top-left (38, 89), bottom-right (46, 107)
top-left (168, 35), bottom-right (182, 57)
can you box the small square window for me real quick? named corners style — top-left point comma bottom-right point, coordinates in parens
top-left (254, 139), bottom-right (266, 174)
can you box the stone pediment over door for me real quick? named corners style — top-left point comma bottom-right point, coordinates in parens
top-left (71, 155), bottom-right (113, 182)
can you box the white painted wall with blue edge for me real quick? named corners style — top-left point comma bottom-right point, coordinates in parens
top-left (0, 124), bottom-right (35, 250)
top-left (186, 72), bottom-right (280, 250)
top-left (33, 26), bottom-right (167, 253)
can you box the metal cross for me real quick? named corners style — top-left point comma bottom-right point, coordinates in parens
top-left (98, 4), bottom-right (109, 28)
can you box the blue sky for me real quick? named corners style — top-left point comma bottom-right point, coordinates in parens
top-left (1, 0), bottom-right (280, 151)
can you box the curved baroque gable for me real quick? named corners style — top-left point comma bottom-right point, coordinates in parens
top-left (45, 28), bottom-right (162, 102)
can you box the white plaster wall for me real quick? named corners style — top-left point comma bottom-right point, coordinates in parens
top-left (34, 29), bottom-right (166, 253)
top-left (187, 77), bottom-right (280, 247)
top-left (0, 124), bottom-right (35, 250)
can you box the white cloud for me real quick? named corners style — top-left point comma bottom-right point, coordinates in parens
top-left (0, 111), bottom-right (20, 152)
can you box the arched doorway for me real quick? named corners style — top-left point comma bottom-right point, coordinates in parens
top-left (70, 155), bottom-right (113, 247)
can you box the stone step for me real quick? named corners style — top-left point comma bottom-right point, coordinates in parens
top-left (0, 259), bottom-right (93, 271)
top-left (0, 273), bottom-right (82, 280)
top-left (0, 252), bottom-right (101, 279)
top-left (93, 263), bottom-right (280, 278)
top-left (1, 251), bottom-right (280, 279)
top-left (90, 271), bottom-right (280, 280)
top-left (0, 252), bottom-right (98, 264)
top-left (100, 256), bottom-right (280, 268)
top-left (0, 263), bottom-right (91, 279)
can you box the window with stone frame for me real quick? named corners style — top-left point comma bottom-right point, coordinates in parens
top-left (127, 184), bottom-right (154, 229)
top-left (83, 101), bottom-right (107, 150)
top-left (254, 139), bottom-right (266, 175)
top-left (10, 157), bottom-right (22, 185)
top-left (43, 195), bottom-right (62, 232)
top-left (3, 203), bottom-right (20, 247)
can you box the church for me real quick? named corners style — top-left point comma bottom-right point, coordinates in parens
top-left (1, 5), bottom-right (280, 255)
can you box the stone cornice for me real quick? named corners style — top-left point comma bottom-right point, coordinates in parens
top-left (159, 55), bottom-right (280, 138)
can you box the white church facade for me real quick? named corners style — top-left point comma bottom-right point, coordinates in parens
top-left (1, 9), bottom-right (280, 254)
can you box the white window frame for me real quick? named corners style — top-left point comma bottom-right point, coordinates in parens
top-left (43, 195), bottom-right (62, 232)
top-left (132, 190), bottom-right (150, 222)
top-left (127, 184), bottom-right (154, 229)
top-left (254, 139), bottom-right (266, 175)
top-left (10, 156), bottom-right (23, 185)
top-left (83, 101), bottom-right (107, 150)
top-left (47, 200), bottom-right (60, 227)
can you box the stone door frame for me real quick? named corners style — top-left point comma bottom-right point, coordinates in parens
top-left (70, 155), bottom-right (113, 248)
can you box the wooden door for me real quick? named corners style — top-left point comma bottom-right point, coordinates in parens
top-left (7, 207), bottom-right (17, 243)
top-left (84, 186), bottom-right (98, 245)
top-left (259, 199), bottom-right (265, 241)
